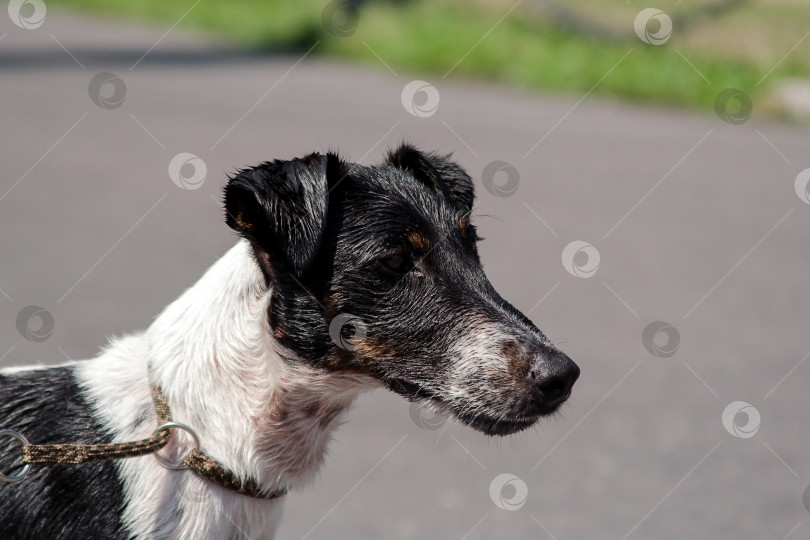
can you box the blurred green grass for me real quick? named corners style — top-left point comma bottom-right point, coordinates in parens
top-left (49, 0), bottom-right (810, 115)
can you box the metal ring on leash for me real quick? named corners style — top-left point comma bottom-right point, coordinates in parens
top-left (0, 429), bottom-right (31, 483)
top-left (153, 422), bottom-right (200, 470)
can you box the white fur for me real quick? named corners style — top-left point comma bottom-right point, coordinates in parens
top-left (446, 322), bottom-right (516, 414)
top-left (74, 241), bottom-right (380, 539)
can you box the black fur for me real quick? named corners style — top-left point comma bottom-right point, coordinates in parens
top-left (226, 143), bottom-right (579, 436)
top-left (384, 144), bottom-right (475, 212)
top-left (225, 153), bottom-right (334, 278)
top-left (0, 367), bottom-right (128, 539)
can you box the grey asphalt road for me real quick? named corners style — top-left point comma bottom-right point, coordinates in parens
top-left (2, 8), bottom-right (810, 540)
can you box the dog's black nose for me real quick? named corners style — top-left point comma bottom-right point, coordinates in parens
top-left (527, 353), bottom-right (580, 408)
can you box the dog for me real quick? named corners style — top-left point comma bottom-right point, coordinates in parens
top-left (0, 144), bottom-right (579, 539)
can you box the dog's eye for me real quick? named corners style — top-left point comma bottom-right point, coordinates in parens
top-left (381, 252), bottom-right (409, 273)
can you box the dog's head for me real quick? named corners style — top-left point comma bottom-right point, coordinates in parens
top-left (224, 144), bottom-right (579, 436)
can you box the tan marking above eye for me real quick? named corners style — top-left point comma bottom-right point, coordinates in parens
top-left (406, 231), bottom-right (431, 251)
top-left (459, 219), bottom-right (470, 235)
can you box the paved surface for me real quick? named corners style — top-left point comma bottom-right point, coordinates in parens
top-left (2, 8), bottom-right (810, 540)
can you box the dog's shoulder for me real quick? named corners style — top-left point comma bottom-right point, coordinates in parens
top-left (0, 366), bottom-right (130, 540)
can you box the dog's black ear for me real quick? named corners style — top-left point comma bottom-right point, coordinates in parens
top-left (385, 143), bottom-right (475, 213)
top-left (225, 153), bottom-right (334, 277)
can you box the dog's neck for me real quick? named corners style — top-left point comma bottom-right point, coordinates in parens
top-left (145, 240), bottom-right (378, 490)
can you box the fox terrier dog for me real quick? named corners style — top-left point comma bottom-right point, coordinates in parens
top-left (0, 144), bottom-right (579, 539)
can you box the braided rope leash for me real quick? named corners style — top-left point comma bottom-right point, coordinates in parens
top-left (0, 387), bottom-right (287, 500)
top-left (20, 387), bottom-right (172, 466)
